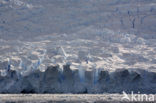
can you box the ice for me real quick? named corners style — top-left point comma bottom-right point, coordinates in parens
top-left (38, 64), bottom-right (46, 72)
top-left (0, 30), bottom-right (155, 93)
top-left (78, 64), bottom-right (85, 83)
top-left (92, 64), bottom-right (99, 84)
top-left (58, 64), bottom-right (64, 83)
top-left (0, 64), bottom-right (155, 93)
top-left (19, 60), bottom-right (24, 70)
top-left (0, 70), bottom-right (7, 77)
top-left (0, 0), bottom-right (156, 94)
top-left (7, 58), bottom-right (11, 71)
top-left (59, 46), bottom-right (67, 58)
top-left (51, 58), bottom-right (57, 65)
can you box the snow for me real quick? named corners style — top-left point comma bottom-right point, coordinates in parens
top-left (0, 0), bottom-right (155, 93)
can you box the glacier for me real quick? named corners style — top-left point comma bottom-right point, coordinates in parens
top-left (0, 0), bottom-right (156, 94)
top-left (0, 28), bottom-right (155, 93)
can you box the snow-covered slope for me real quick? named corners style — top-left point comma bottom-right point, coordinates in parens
top-left (0, 0), bottom-right (156, 40)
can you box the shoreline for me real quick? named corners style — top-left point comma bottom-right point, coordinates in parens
top-left (0, 94), bottom-right (155, 103)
